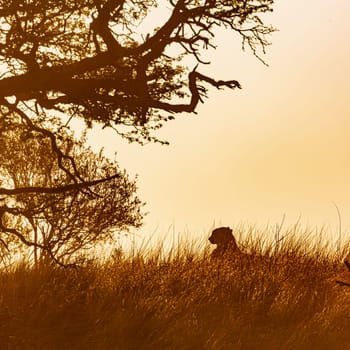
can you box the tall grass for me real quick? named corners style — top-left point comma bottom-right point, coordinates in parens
top-left (0, 226), bottom-right (349, 350)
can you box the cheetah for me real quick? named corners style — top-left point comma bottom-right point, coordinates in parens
top-left (208, 227), bottom-right (243, 259)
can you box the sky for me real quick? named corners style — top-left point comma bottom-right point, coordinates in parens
top-left (87, 0), bottom-right (350, 245)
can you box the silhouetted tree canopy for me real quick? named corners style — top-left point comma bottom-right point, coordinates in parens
top-left (0, 122), bottom-right (143, 266)
top-left (0, 0), bottom-right (274, 195)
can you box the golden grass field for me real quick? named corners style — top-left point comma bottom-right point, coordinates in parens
top-left (0, 227), bottom-right (350, 350)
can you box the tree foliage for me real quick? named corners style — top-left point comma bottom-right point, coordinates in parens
top-left (0, 0), bottom-right (274, 147)
top-left (0, 122), bottom-right (143, 266)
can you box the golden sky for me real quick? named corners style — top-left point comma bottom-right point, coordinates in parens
top-left (88, 0), bottom-right (350, 243)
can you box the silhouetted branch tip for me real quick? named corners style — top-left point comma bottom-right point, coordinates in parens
top-left (218, 80), bottom-right (242, 90)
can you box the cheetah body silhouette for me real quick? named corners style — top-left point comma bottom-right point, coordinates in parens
top-left (208, 227), bottom-right (243, 259)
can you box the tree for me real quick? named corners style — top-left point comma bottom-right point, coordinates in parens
top-left (0, 1), bottom-right (275, 265)
top-left (0, 122), bottom-right (143, 266)
top-left (0, 0), bottom-right (274, 195)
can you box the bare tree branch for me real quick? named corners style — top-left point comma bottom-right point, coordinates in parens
top-left (0, 0), bottom-right (274, 143)
top-left (0, 174), bottom-right (120, 195)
